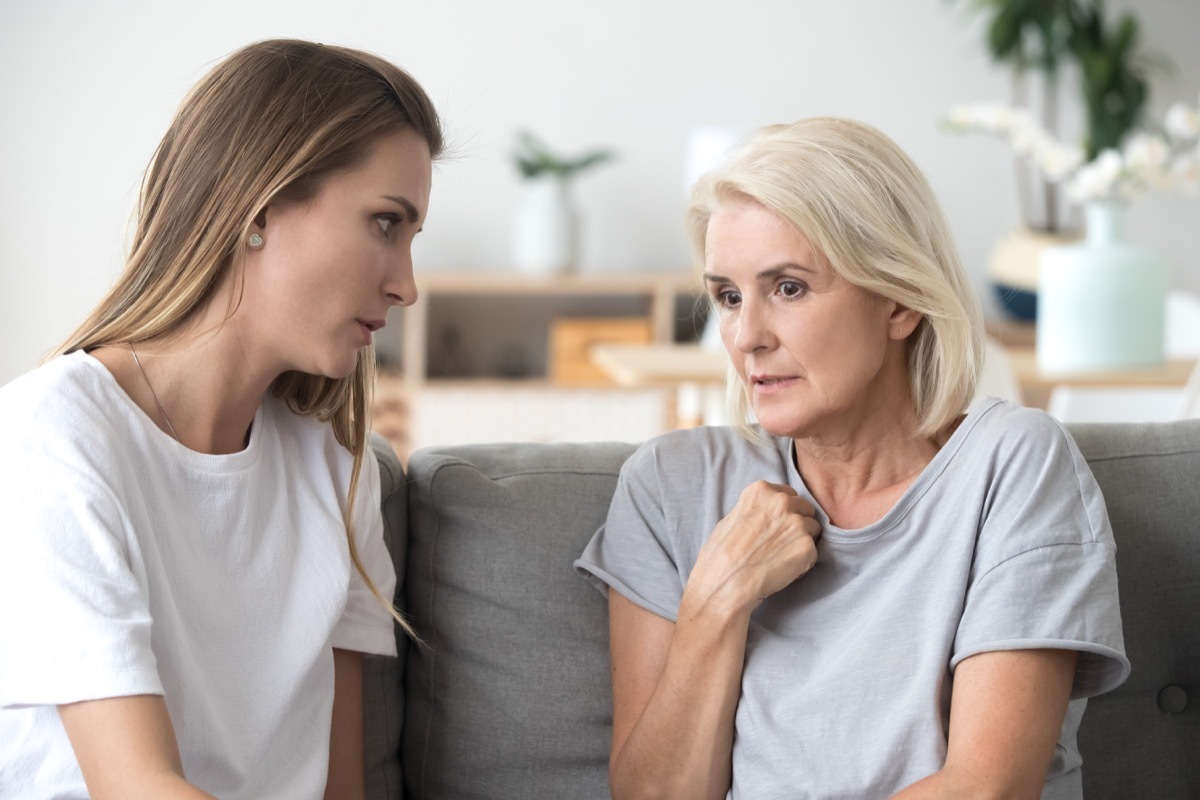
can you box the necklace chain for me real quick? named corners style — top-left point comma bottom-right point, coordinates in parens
top-left (129, 343), bottom-right (181, 443)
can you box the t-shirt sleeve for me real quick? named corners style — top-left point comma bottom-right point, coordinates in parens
top-left (574, 442), bottom-right (685, 622)
top-left (330, 451), bottom-right (398, 657)
top-left (952, 412), bottom-right (1130, 699)
top-left (0, 444), bottom-right (163, 709)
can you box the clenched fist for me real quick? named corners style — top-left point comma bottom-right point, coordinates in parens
top-left (687, 481), bottom-right (823, 616)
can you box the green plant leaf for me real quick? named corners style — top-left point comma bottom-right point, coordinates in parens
top-left (510, 131), bottom-right (616, 180)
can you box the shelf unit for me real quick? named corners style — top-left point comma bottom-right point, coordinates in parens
top-left (370, 271), bottom-right (705, 458)
top-left (386, 272), bottom-right (705, 389)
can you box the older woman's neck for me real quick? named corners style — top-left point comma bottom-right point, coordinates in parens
top-left (792, 402), bottom-right (944, 529)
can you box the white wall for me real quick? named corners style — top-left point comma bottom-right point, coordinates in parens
top-left (2, 0), bottom-right (1197, 384)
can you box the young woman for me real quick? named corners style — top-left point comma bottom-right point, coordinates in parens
top-left (577, 118), bottom-right (1128, 799)
top-left (0, 39), bottom-right (442, 799)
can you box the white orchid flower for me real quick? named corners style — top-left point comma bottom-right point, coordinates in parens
top-left (1164, 103), bottom-right (1200, 141)
top-left (947, 98), bottom-right (1200, 204)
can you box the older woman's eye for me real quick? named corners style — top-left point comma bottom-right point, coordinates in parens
top-left (779, 280), bottom-right (807, 298)
top-left (713, 289), bottom-right (742, 309)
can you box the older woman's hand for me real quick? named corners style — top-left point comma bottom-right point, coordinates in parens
top-left (608, 481), bottom-right (821, 800)
top-left (688, 481), bottom-right (822, 616)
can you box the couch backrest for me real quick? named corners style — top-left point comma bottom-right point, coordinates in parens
top-left (370, 420), bottom-right (1199, 799)
top-left (400, 441), bottom-right (634, 800)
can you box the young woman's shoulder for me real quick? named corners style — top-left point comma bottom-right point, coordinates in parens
top-left (259, 393), bottom-right (361, 484)
top-left (0, 352), bottom-right (128, 452)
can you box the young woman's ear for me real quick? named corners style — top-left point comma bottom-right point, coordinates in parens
top-left (247, 209), bottom-right (268, 250)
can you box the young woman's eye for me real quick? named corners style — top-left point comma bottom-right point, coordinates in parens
top-left (376, 215), bottom-right (399, 234)
top-left (778, 280), bottom-right (807, 299)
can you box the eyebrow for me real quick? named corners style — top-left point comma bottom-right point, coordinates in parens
top-left (383, 195), bottom-right (420, 223)
top-left (703, 263), bottom-right (815, 284)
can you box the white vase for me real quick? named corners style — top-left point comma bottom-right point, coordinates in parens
top-left (988, 226), bottom-right (1081, 321)
top-left (512, 177), bottom-right (578, 274)
top-left (1037, 202), bottom-right (1168, 373)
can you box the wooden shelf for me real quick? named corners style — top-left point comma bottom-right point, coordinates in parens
top-left (399, 271), bottom-right (703, 389)
top-left (586, 342), bottom-right (1197, 413)
top-left (412, 272), bottom-right (699, 294)
top-left (590, 343), bottom-right (725, 386)
top-left (371, 272), bottom-right (703, 456)
top-left (384, 376), bottom-right (646, 391)
top-left (1006, 347), bottom-right (1196, 408)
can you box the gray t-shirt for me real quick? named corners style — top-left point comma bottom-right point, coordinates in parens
top-left (576, 398), bottom-right (1129, 800)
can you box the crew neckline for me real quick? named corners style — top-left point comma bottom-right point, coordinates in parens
top-left (73, 349), bottom-right (266, 472)
top-left (781, 397), bottom-right (1003, 542)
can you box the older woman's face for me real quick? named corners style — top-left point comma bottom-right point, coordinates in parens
top-left (703, 196), bottom-right (917, 441)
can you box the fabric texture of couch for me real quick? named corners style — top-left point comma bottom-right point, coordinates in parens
top-left (363, 419), bottom-right (1199, 799)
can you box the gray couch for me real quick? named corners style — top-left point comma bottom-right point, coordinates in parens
top-left (363, 420), bottom-right (1200, 799)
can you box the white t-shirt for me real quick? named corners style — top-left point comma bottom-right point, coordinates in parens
top-left (577, 398), bottom-right (1129, 800)
top-left (0, 351), bottom-right (397, 799)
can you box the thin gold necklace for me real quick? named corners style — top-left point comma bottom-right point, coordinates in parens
top-left (129, 343), bottom-right (181, 443)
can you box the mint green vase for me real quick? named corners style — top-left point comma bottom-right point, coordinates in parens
top-left (1036, 202), bottom-right (1168, 373)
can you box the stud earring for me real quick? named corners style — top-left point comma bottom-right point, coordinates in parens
top-left (248, 233), bottom-right (264, 249)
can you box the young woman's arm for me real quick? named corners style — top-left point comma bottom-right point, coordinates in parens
top-left (607, 481), bottom-right (821, 800)
top-left (892, 648), bottom-right (1077, 799)
top-left (325, 647), bottom-right (366, 800)
top-left (58, 695), bottom-right (217, 800)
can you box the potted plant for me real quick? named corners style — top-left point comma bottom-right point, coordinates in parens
top-left (946, 0), bottom-right (1161, 320)
top-left (511, 131), bottom-right (614, 274)
top-left (957, 0), bottom-right (1077, 235)
top-left (948, 0), bottom-right (1197, 206)
top-left (947, 0), bottom-right (1200, 369)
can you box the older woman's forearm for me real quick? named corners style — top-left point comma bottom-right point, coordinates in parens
top-left (609, 588), bottom-right (753, 800)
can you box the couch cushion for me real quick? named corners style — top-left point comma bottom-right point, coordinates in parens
top-left (364, 434), bottom-right (410, 800)
top-left (403, 441), bottom-right (635, 800)
top-left (1067, 420), bottom-right (1200, 798)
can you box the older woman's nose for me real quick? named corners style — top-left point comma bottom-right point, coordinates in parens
top-left (731, 306), bottom-right (774, 353)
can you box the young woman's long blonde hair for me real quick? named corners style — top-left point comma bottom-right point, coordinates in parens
top-left (687, 118), bottom-right (984, 440)
top-left (56, 39), bottom-right (444, 635)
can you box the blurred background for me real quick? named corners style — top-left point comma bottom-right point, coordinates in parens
top-left (2, 0), bottom-right (1197, 454)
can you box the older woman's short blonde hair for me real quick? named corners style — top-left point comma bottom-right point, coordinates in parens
top-left (687, 117), bottom-right (984, 440)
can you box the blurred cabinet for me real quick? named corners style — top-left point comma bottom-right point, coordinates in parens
top-left (381, 272), bottom-right (704, 388)
top-left (988, 321), bottom-right (1196, 410)
top-left (371, 272), bottom-right (705, 458)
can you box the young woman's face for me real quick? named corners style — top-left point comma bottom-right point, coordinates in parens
top-left (242, 128), bottom-right (433, 380)
top-left (704, 196), bottom-right (917, 441)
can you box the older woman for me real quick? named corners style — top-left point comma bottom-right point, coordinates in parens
top-left (576, 118), bottom-right (1127, 799)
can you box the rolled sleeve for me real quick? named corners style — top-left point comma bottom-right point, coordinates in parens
top-left (953, 541), bottom-right (1130, 698)
top-left (331, 453), bottom-right (398, 656)
top-left (575, 443), bottom-right (684, 623)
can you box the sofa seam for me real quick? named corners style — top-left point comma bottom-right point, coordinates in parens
top-left (461, 467), bottom-right (623, 481)
top-left (377, 654), bottom-right (396, 798)
top-left (1085, 448), bottom-right (1200, 463)
top-left (408, 474), bottom-right (440, 796)
top-left (422, 494), bottom-right (440, 796)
